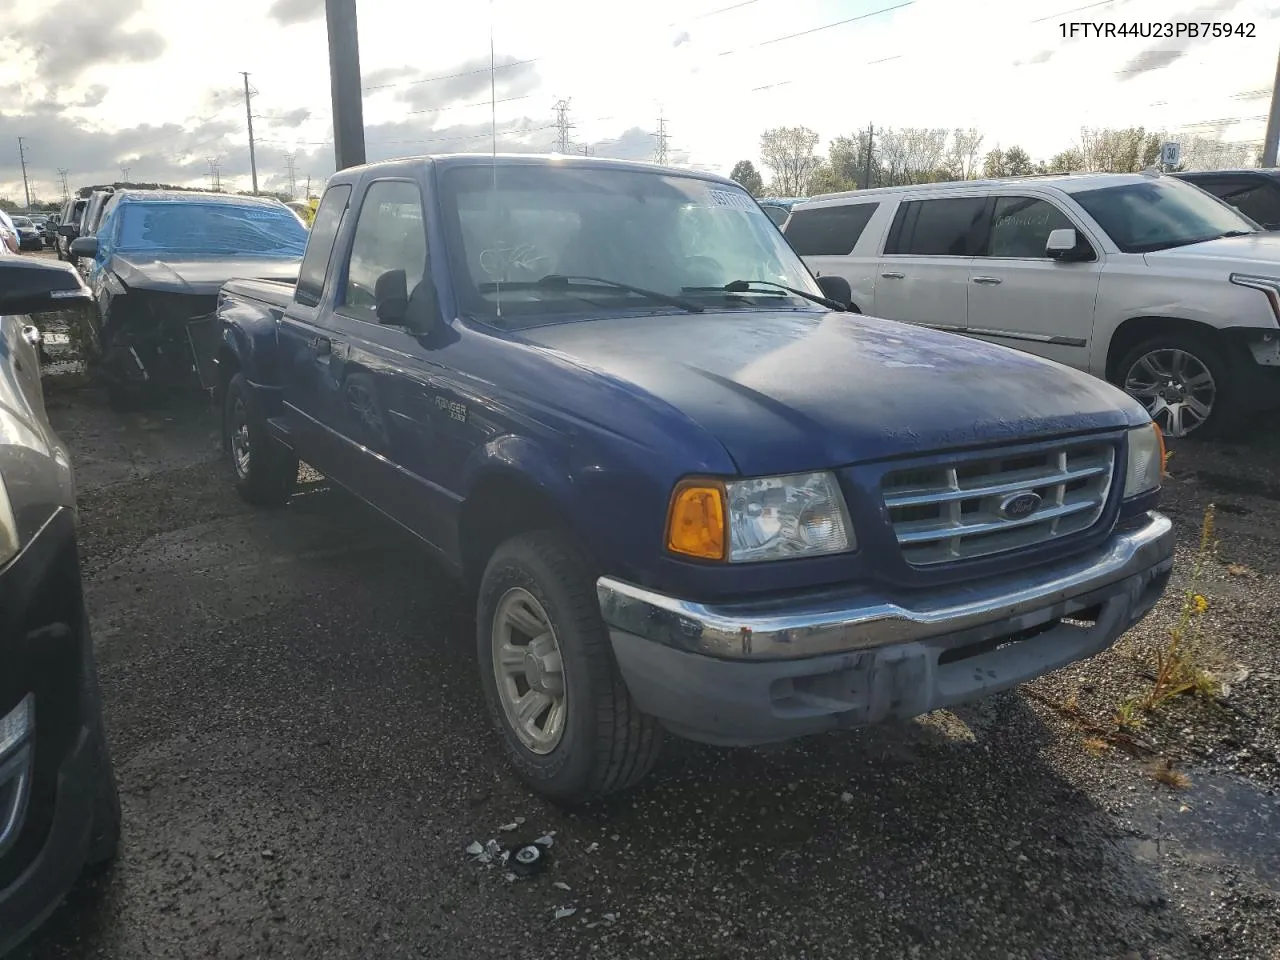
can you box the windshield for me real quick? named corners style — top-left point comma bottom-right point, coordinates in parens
top-left (438, 163), bottom-right (822, 327)
top-left (1073, 178), bottom-right (1258, 253)
top-left (110, 201), bottom-right (309, 258)
top-left (12, 217), bottom-right (31, 228)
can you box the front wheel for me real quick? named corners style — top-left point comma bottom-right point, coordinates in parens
top-left (1115, 334), bottom-right (1238, 440)
top-left (223, 372), bottom-right (297, 506)
top-left (477, 530), bottom-right (662, 803)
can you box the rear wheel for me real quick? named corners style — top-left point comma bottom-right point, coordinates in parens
top-left (477, 530), bottom-right (662, 803)
top-left (223, 372), bottom-right (297, 506)
top-left (1115, 333), bottom-right (1239, 440)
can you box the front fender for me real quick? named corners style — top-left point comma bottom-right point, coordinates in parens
top-left (460, 435), bottom-right (576, 508)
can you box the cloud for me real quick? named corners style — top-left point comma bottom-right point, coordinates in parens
top-left (673, 30), bottom-right (691, 47)
top-left (11, 0), bottom-right (166, 85)
top-left (1116, 0), bottom-right (1242, 80)
top-left (266, 0), bottom-right (322, 26)
top-left (1013, 49), bottom-right (1055, 67)
top-left (363, 65), bottom-right (420, 89)
top-left (261, 107), bottom-right (312, 128)
top-left (388, 57), bottom-right (541, 113)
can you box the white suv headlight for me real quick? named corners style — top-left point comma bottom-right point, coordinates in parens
top-left (1123, 422), bottom-right (1165, 498)
top-left (725, 471), bottom-right (854, 563)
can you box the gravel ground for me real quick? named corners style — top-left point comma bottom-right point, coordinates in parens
top-left (10, 369), bottom-right (1280, 960)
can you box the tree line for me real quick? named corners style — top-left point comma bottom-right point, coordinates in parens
top-left (730, 125), bottom-right (1263, 198)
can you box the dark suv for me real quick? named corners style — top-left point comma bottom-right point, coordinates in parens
top-left (1173, 169), bottom-right (1280, 230)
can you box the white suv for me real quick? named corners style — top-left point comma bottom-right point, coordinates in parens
top-left (783, 172), bottom-right (1280, 438)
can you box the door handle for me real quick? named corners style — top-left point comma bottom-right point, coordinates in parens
top-left (971, 276), bottom-right (1002, 285)
top-left (311, 334), bottom-right (332, 355)
top-left (880, 271), bottom-right (905, 279)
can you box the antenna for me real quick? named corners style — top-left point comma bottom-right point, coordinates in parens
top-left (488, 0), bottom-right (501, 318)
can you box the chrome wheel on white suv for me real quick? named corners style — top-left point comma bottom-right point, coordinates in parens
top-left (1115, 334), bottom-right (1236, 440)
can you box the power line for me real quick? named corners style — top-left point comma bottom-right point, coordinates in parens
top-left (667, 0), bottom-right (761, 26)
top-left (717, 0), bottom-right (913, 56)
top-left (17, 137), bottom-right (32, 209)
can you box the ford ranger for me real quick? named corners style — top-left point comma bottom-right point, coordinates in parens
top-left (212, 155), bottom-right (1174, 803)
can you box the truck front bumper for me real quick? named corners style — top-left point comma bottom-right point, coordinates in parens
top-left (596, 511), bottom-right (1175, 747)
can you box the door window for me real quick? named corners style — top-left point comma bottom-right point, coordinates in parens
top-left (885, 197), bottom-right (986, 256)
top-left (982, 196), bottom-right (1078, 258)
top-left (296, 184), bottom-right (352, 306)
top-left (341, 180), bottom-right (428, 318)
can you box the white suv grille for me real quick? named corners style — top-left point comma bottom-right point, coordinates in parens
top-left (881, 442), bottom-right (1116, 566)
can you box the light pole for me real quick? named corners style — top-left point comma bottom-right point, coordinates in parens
top-left (325, 0), bottom-right (366, 170)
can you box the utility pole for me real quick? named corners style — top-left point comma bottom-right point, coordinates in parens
top-left (325, 0), bottom-right (366, 170)
top-left (305, 173), bottom-right (312, 198)
top-left (552, 98), bottom-right (573, 154)
top-left (1263, 45), bottom-right (1280, 166)
top-left (284, 153), bottom-right (297, 199)
top-left (863, 123), bottom-right (875, 189)
top-left (241, 71), bottom-right (259, 194)
top-left (17, 137), bottom-right (32, 209)
top-left (57, 168), bottom-right (70, 201)
top-left (207, 157), bottom-right (222, 192)
top-left (654, 112), bottom-right (670, 165)
top-left (121, 166), bottom-right (131, 183)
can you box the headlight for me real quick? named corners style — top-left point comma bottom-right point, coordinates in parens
top-left (665, 471), bottom-right (855, 563)
top-left (0, 476), bottom-right (19, 568)
top-left (1123, 422), bottom-right (1165, 498)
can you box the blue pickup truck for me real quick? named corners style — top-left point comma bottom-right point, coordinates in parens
top-left (213, 155), bottom-right (1175, 802)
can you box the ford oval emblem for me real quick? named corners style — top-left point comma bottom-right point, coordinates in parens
top-left (998, 491), bottom-right (1043, 520)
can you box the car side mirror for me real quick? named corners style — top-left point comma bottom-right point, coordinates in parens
top-left (58, 223), bottom-right (79, 238)
top-left (816, 274), bottom-right (853, 309)
top-left (69, 237), bottom-right (99, 259)
top-left (1046, 228), bottom-right (1083, 260)
top-left (374, 269), bottom-right (409, 325)
top-left (0, 257), bottom-right (93, 316)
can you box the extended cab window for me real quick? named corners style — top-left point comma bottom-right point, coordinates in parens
top-left (785, 203), bottom-right (877, 256)
top-left (982, 196), bottom-right (1078, 258)
top-left (295, 184), bottom-right (351, 306)
top-left (886, 197), bottom-right (985, 256)
top-left (340, 180), bottom-right (428, 317)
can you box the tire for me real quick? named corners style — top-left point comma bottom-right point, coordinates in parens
top-left (477, 530), bottom-right (662, 803)
top-left (223, 371), bottom-right (297, 506)
top-left (1114, 333), bottom-right (1240, 440)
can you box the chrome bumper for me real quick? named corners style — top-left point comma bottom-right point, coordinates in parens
top-left (597, 512), bottom-right (1175, 661)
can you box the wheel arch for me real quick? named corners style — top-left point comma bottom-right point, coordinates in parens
top-left (1105, 316), bottom-right (1225, 383)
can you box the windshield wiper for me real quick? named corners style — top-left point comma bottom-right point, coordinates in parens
top-left (477, 274), bottom-right (703, 313)
top-left (682, 279), bottom-right (846, 311)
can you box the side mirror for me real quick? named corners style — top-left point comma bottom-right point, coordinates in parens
top-left (815, 274), bottom-right (853, 309)
top-left (57, 223), bottom-right (79, 238)
top-left (0, 257), bottom-right (93, 316)
top-left (374, 269), bottom-right (409, 325)
top-left (1046, 228), bottom-right (1082, 260)
top-left (69, 237), bottom-right (99, 259)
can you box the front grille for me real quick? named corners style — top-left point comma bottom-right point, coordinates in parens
top-left (882, 441), bottom-right (1116, 566)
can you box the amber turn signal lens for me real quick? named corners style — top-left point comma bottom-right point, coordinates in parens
top-left (1153, 421), bottom-right (1167, 478)
top-left (666, 479), bottom-right (727, 561)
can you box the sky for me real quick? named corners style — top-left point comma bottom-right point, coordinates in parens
top-left (1, 0), bottom-right (1278, 204)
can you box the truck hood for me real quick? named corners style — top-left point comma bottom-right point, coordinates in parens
top-left (111, 255), bottom-right (301, 294)
top-left (520, 310), bottom-right (1147, 475)
top-left (1142, 232), bottom-right (1280, 272)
